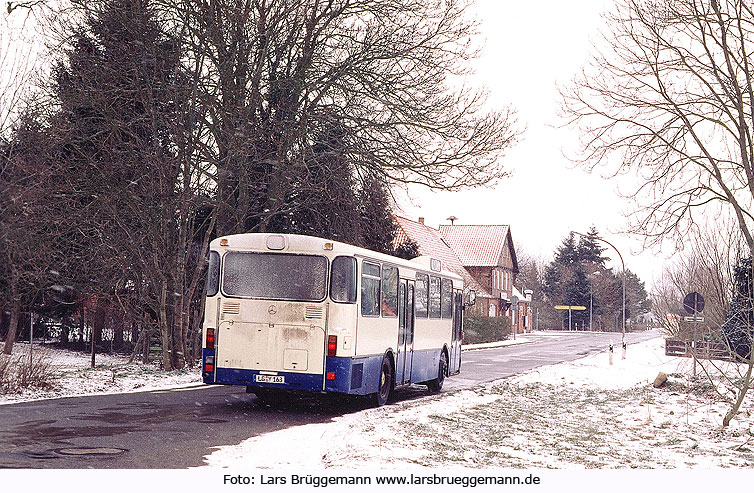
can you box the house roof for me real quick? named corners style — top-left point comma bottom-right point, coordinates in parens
top-left (438, 224), bottom-right (516, 270)
top-left (393, 216), bottom-right (491, 297)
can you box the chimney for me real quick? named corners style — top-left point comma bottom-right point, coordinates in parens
top-left (418, 217), bottom-right (424, 225)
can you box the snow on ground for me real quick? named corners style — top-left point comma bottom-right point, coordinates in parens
top-left (0, 342), bottom-right (201, 405)
top-left (204, 336), bottom-right (754, 469)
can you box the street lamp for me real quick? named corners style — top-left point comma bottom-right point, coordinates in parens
top-left (572, 231), bottom-right (626, 358)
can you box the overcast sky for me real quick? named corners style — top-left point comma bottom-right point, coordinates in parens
top-left (396, 0), bottom-right (672, 289)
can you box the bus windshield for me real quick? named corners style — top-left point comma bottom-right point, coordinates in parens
top-left (222, 252), bottom-right (328, 301)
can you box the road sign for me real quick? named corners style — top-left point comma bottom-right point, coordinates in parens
top-left (683, 292), bottom-right (705, 314)
top-left (554, 305), bottom-right (587, 311)
top-left (511, 295), bottom-right (519, 311)
top-left (683, 316), bottom-right (704, 322)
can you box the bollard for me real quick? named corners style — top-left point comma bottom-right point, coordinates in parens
top-left (609, 344), bottom-right (614, 366)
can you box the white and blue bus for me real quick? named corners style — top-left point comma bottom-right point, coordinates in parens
top-left (201, 233), bottom-right (467, 405)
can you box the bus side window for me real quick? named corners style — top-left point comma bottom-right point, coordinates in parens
top-left (429, 276), bottom-right (441, 318)
top-left (441, 278), bottom-right (453, 319)
top-left (361, 262), bottom-right (381, 316)
top-left (206, 251), bottom-right (220, 297)
top-left (381, 266), bottom-right (398, 317)
top-left (330, 256), bottom-right (357, 303)
top-left (415, 273), bottom-right (429, 318)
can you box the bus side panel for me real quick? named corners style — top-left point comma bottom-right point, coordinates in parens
top-left (354, 316), bottom-right (397, 359)
top-left (410, 317), bottom-right (450, 382)
top-left (409, 348), bottom-right (442, 383)
top-left (324, 355), bottom-right (384, 395)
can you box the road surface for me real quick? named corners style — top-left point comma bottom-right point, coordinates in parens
top-left (0, 329), bottom-right (660, 468)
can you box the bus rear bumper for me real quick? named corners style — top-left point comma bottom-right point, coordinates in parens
top-left (213, 367), bottom-right (324, 391)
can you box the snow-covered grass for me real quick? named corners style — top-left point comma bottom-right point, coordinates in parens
top-left (0, 342), bottom-right (201, 405)
top-left (204, 337), bottom-right (754, 469)
top-left (4, 336), bottom-right (754, 470)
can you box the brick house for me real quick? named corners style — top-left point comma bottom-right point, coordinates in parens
top-left (394, 216), bottom-right (532, 334)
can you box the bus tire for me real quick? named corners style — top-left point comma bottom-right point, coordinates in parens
top-left (374, 355), bottom-right (393, 406)
top-left (426, 351), bottom-right (447, 393)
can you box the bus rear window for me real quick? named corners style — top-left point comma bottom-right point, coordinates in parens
top-left (222, 252), bottom-right (328, 301)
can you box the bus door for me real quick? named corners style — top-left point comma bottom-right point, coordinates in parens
top-left (449, 290), bottom-right (463, 374)
top-left (395, 280), bottom-right (415, 386)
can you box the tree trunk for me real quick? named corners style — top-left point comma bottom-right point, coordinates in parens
top-left (93, 299), bottom-right (106, 347)
top-left (723, 360), bottom-right (754, 427)
top-left (159, 281), bottom-right (174, 370)
top-left (2, 298), bottom-right (20, 355)
top-left (2, 275), bottom-right (21, 355)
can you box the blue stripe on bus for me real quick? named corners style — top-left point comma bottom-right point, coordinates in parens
top-left (209, 347), bottom-right (444, 395)
top-left (215, 367), bottom-right (324, 391)
top-left (325, 348), bottom-right (443, 395)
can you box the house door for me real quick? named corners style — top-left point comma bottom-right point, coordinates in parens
top-left (395, 280), bottom-right (415, 386)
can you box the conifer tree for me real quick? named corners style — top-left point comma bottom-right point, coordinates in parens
top-left (577, 226), bottom-right (609, 266)
top-left (722, 257), bottom-right (754, 360)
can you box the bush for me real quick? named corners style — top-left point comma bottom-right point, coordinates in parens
top-left (463, 315), bottom-right (511, 344)
top-left (0, 354), bottom-right (56, 393)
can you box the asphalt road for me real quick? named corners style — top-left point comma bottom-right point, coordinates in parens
top-left (0, 329), bottom-right (661, 469)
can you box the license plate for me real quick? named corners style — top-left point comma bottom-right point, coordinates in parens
top-left (255, 375), bottom-right (285, 384)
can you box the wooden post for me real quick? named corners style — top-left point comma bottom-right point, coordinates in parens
top-left (609, 344), bottom-right (614, 365)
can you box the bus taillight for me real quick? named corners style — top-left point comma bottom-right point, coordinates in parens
top-left (327, 335), bottom-right (337, 357)
top-left (204, 355), bottom-right (215, 373)
top-left (206, 328), bottom-right (215, 350)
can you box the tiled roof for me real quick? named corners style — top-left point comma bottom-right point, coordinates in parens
top-left (393, 216), bottom-right (490, 297)
top-left (438, 224), bottom-right (511, 268)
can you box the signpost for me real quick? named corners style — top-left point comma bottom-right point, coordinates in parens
top-left (510, 296), bottom-right (519, 340)
top-left (554, 305), bottom-right (587, 331)
top-left (683, 291), bottom-right (705, 377)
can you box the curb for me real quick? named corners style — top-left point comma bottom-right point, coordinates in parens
top-left (462, 338), bottom-right (535, 352)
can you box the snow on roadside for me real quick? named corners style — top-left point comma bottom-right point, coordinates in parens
top-left (0, 343), bottom-right (201, 405)
top-left (204, 337), bottom-right (754, 469)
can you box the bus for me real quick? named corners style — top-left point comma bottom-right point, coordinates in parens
top-left (200, 233), bottom-right (469, 405)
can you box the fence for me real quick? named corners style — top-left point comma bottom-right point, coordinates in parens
top-left (665, 338), bottom-right (737, 362)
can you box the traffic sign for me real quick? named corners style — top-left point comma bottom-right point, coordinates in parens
top-left (683, 292), bottom-right (705, 314)
top-left (554, 305), bottom-right (587, 311)
top-left (683, 316), bottom-right (704, 322)
top-left (511, 296), bottom-right (519, 311)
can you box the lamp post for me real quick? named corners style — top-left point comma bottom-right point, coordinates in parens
top-left (572, 231), bottom-right (626, 357)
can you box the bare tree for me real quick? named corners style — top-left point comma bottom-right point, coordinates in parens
top-left (171, 0), bottom-right (520, 236)
top-left (563, 0), bottom-right (754, 425)
top-left (651, 223), bottom-right (743, 336)
top-left (562, 0), bottom-right (754, 251)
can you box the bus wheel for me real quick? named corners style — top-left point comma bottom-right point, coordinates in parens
top-left (426, 352), bottom-right (447, 393)
top-left (374, 356), bottom-right (393, 406)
